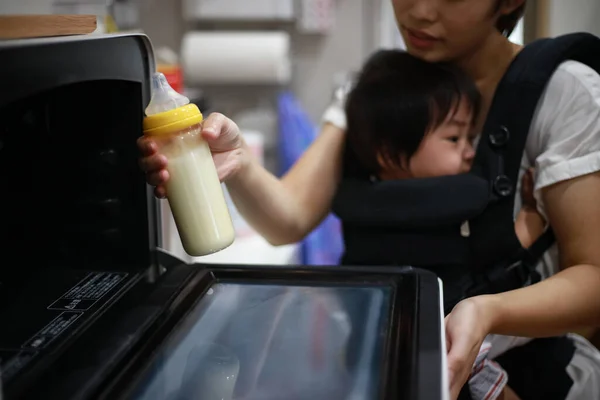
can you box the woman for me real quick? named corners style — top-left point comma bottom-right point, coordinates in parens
top-left (139, 0), bottom-right (600, 398)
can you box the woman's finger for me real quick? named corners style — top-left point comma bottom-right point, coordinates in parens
top-left (447, 351), bottom-right (469, 399)
top-left (137, 136), bottom-right (158, 156)
top-left (139, 154), bottom-right (168, 174)
top-left (146, 170), bottom-right (169, 187)
top-left (154, 185), bottom-right (167, 199)
top-left (446, 337), bottom-right (468, 399)
top-left (446, 327), bottom-right (480, 398)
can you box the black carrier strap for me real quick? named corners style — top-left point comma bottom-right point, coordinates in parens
top-left (470, 32), bottom-right (600, 271)
top-left (334, 140), bottom-right (490, 269)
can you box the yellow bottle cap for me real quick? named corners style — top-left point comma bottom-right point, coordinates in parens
top-left (143, 103), bottom-right (204, 136)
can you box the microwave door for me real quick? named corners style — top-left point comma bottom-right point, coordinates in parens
top-left (6, 263), bottom-right (446, 400)
top-left (127, 282), bottom-right (391, 400)
top-left (99, 265), bottom-right (445, 400)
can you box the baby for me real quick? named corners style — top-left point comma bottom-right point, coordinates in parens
top-left (345, 49), bottom-right (544, 260)
top-left (345, 50), bottom-right (541, 400)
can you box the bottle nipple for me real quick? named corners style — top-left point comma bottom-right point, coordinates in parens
top-left (145, 72), bottom-right (190, 116)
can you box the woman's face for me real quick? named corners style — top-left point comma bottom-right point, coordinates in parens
top-left (392, 0), bottom-right (509, 62)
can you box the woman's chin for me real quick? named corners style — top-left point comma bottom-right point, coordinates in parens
top-left (405, 46), bottom-right (451, 63)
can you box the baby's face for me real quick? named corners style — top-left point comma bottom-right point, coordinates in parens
top-left (380, 99), bottom-right (476, 180)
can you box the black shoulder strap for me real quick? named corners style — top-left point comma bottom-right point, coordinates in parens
top-left (470, 32), bottom-right (600, 269)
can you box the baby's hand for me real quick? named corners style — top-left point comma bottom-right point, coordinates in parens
top-left (520, 168), bottom-right (537, 210)
top-left (515, 168), bottom-right (546, 249)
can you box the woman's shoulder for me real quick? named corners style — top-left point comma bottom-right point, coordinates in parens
top-left (528, 59), bottom-right (600, 190)
top-left (533, 59), bottom-right (600, 130)
top-left (549, 60), bottom-right (600, 99)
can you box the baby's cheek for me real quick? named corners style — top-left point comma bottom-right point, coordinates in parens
top-left (427, 158), bottom-right (462, 177)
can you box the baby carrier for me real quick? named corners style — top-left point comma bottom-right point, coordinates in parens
top-left (332, 32), bottom-right (600, 400)
top-left (333, 32), bottom-right (600, 313)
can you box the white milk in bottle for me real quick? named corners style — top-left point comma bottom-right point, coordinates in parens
top-left (143, 73), bottom-right (235, 256)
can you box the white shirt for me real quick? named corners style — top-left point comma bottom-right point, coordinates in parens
top-left (521, 60), bottom-right (600, 280)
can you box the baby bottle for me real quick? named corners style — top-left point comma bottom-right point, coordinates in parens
top-left (143, 72), bottom-right (235, 256)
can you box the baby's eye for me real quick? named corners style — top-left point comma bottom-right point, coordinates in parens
top-left (447, 136), bottom-right (460, 143)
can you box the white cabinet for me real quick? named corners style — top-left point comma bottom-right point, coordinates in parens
top-left (182, 0), bottom-right (294, 21)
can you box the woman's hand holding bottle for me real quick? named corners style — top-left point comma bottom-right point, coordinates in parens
top-left (138, 112), bottom-right (248, 198)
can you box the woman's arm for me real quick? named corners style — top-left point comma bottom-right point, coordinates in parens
top-left (479, 61), bottom-right (600, 336)
top-left (139, 111), bottom-right (346, 246)
top-left (446, 172), bottom-right (600, 398)
top-left (446, 62), bottom-right (600, 398)
top-left (227, 122), bottom-right (345, 245)
top-left (481, 171), bottom-right (600, 337)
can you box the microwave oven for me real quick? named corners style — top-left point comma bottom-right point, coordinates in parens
top-left (0, 33), bottom-right (448, 400)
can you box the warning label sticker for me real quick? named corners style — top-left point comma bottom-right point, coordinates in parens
top-left (1, 272), bottom-right (129, 384)
top-left (22, 312), bottom-right (82, 351)
top-left (48, 272), bottom-right (128, 311)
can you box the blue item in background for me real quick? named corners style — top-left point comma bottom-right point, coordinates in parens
top-left (277, 91), bottom-right (344, 265)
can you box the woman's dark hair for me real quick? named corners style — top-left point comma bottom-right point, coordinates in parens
top-left (345, 50), bottom-right (481, 175)
top-left (496, 0), bottom-right (526, 37)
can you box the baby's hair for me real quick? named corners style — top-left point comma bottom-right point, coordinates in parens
top-left (345, 50), bottom-right (480, 175)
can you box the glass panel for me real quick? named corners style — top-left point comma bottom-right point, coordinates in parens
top-left (131, 282), bottom-right (392, 400)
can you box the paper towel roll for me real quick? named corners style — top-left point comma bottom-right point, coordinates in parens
top-left (181, 31), bottom-right (291, 85)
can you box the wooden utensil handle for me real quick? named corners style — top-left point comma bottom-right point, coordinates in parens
top-left (0, 15), bottom-right (98, 39)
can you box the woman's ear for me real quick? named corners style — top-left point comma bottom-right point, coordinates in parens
top-left (497, 0), bottom-right (526, 17)
top-left (494, 0), bottom-right (525, 36)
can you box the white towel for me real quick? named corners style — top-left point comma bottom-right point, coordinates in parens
top-left (469, 341), bottom-right (508, 400)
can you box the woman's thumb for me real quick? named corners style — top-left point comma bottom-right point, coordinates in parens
top-left (201, 112), bottom-right (241, 152)
top-left (446, 343), bottom-right (470, 398)
top-left (201, 112), bottom-right (226, 140)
